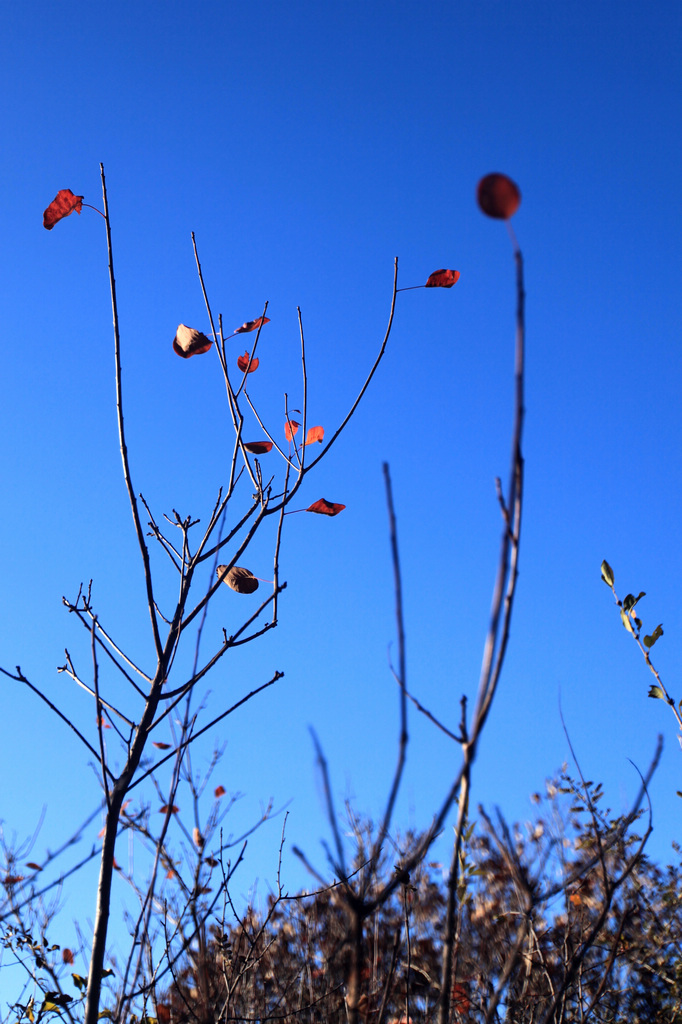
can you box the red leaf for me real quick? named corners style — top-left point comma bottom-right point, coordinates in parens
top-left (477, 173), bottom-right (521, 219)
top-left (307, 498), bottom-right (346, 516)
top-left (156, 1006), bottom-right (171, 1024)
top-left (153, 741), bottom-right (172, 750)
top-left (26, 862), bottom-right (42, 872)
top-left (173, 324), bottom-right (213, 358)
top-left (43, 189), bottom-right (84, 230)
top-left (303, 425), bottom-right (324, 446)
top-left (237, 351), bottom-right (259, 373)
top-left (214, 785), bottom-right (226, 798)
top-left (244, 440), bottom-right (273, 454)
top-left (235, 316), bottom-right (271, 334)
top-left (217, 565), bottom-right (259, 594)
top-left (159, 804), bottom-right (179, 814)
top-left (425, 269), bottom-right (460, 288)
top-left (285, 419), bottom-right (300, 441)
top-left (62, 949), bottom-right (74, 965)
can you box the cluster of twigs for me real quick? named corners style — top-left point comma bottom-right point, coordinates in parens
top-left (0, 167), bottom-right (666, 1024)
top-left (0, 163), bottom-right (401, 1024)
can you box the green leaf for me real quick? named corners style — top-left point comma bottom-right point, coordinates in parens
top-left (100, 969), bottom-right (114, 979)
top-left (620, 608), bottom-right (635, 634)
top-left (601, 560), bottom-right (615, 586)
top-left (98, 1012), bottom-right (115, 1021)
top-left (644, 624), bottom-right (664, 648)
top-left (623, 591), bottom-right (646, 612)
top-left (72, 974), bottom-right (87, 991)
top-left (648, 685), bottom-right (666, 701)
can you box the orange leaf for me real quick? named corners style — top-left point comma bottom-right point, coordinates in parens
top-left (173, 324), bottom-right (213, 358)
top-left (3, 875), bottom-right (24, 887)
top-left (96, 715), bottom-right (111, 729)
top-left (451, 982), bottom-right (470, 1012)
top-left (285, 419), bottom-right (300, 441)
top-left (303, 425), bottom-right (324, 446)
top-left (235, 316), bottom-right (270, 334)
top-left (62, 949), bottom-right (74, 965)
top-left (425, 269), bottom-right (460, 288)
top-left (307, 498), bottom-right (346, 516)
top-left (477, 173), bottom-right (521, 219)
top-left (43, 189), bottom-right (84, 230)
top-left (156, 1006), bottom-right (171, 1024)
top-left (160, 804), bottom-right (179, 814)
top-left (113, 858), bottom-right (121, 871)
top-left (217, 565), bottom-right (259, 594)
top-left (153, 741), bottom-right (172, 750)
top-left (243, 440), bottom-right (273, 455)
top-left (214, 785), bottom-right (226, 798)
top-left (26, 862), bottom-right (42, 872)
top-left (98, 826), bottom-right (106, 838)
top-left (237, 352), bottom-right (259, 373)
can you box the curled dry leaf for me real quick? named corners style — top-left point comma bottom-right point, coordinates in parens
top-left (303, 425), bottom-right (324, 446)
top-left (193, 828), bottom-right (204, 849)
top-left (214, 785), bottom-right (226, 798)
top-left (153, 741), bottom-right (172, 750)
top-left (62, 949), bottom-right (74, 965)
top-left (235, 316), bottom-right (271, 334)
top-left (26, 862), bottom-right (42, 872)
top-left (160, 805), bottom-right (179, 815)
top-left (217, 565), bottom-right (259, 594)
top-left (477, 173), bottom-right (521, 219)
top-left (307, 498), bottom-right (346, 516)
top-left (243, 440), bottom-right (273, 454)
top-left (237, 351), bottom-right (259, 373)
top-left (425, 269), bottom-right (460, 288)
top-left (173, 324), bottom-right (213, 359)
top-left (285, 419), bottom-right (300, 441)
top-left (43, 189), bottom-right (84, 230)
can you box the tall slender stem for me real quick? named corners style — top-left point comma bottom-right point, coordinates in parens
top-left (100, 164), bottom-right (162, 659)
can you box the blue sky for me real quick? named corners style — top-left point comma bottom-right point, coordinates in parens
top-left (2, 0), bottom-right (682, 978)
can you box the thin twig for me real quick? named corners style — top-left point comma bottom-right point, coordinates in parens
top-left (100, 163), bottom-right (162, 660)
top-left (368, 464), bottom-right (408, 879)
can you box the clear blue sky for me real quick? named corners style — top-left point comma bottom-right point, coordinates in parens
top-left (2, 0), bottom-right (682, 977)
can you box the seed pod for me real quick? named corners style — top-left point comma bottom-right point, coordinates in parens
top-left (217, 565), bottom-right (259, 594)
